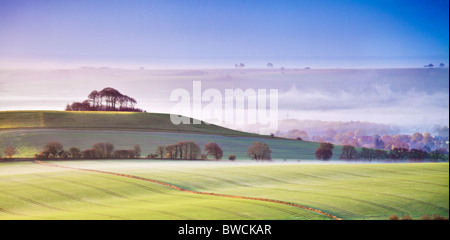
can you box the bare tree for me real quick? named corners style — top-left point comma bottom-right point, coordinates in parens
top-left (99, 87), bottom-right (122, 110)
top-left (105, 143), bottom-right (115, 158)
top-left (186, 141), bottom-right (201, 159)
top-left (43, 141), bottom-right (64, 158)
top-left (81, 100), bottom-right (91, 111)
top-left (203, 142), bottom-right (223, 160)
top-left (315, 142), bottom-right (334, 160)
top-left (69, 147), bottom-right (81, 159)
top-left (88, 90), bottom-right (100, 109)
top-left (93, 142), bottom-right (106, 158)
top-left (156, 146), bottom-right (165, 158)
top-left (340, 145), bottom-right (358, 160)
top-left (247, 142), bottom-right (271, 160)
top-left (4, 146), bottom-right (17, 158)
top-left (134, 144), bottom-right (141, 158)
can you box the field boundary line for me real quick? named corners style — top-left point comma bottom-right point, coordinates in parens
top-left (34, 161), bottom-right (342, 220)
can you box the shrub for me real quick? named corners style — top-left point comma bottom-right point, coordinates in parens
top-left (315, 143), bottom-right (334, 160)
top-left (228, 155), bottom-right (236, 161)
top-left (43, 141), bottom-right (64, 159)
top-left (432, 214), bottom-right (446, 220)
top-left (340, 145), bottom-right (358, 160)
top-left (401, 215), bottom-right (412, 220)
top-left (204, 142), bottom-right (223, 160)
top-left (3, 146), bottom-right (17, 158)
top-left (247, 142), bottom-right (271, 160)
top-left (389, 214), bottom-right (399, 220)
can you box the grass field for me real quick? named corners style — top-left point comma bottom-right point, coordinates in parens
top-left (0, 160), bottom-right (448, 220)
top-left (0, 129), bottom-right (330, 160)
top-left (0, 110), bottom-right (333, 159)
top-left (0, 111), bottom-right (448, 220)
top-left (0, 110), bottom-right (260, 137)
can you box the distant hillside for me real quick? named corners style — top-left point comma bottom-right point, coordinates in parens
top-left (0, 111), bottom-right (327, 160)
top-left (0, 111), bottom-right (262, 138)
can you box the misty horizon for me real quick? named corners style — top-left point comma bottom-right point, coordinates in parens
top-left (0, 0), bottom-right (448, 136)
top-left (1, 55), bottom-right (449, 70)
top-left (1, 67), bottom-right (448, 136)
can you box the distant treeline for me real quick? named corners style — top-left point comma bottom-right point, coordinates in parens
top-left (22, 140), bottom-right (271, 161)
top-left (315, 143), bottom-right (448, 161)
top-left (34, 141), bottom-right (142, 160)
top-left (65, 87), bottom-right (144, 112)
top-left (147, 141), bottom-right (268, 161)
top-left (4, 139), bottom-right (446, 162)
top-left (285, 127), bottom-right (449, 155)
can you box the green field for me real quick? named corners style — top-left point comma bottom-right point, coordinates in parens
top-left (0, 161), bottom-right (448, 220)
top-left (0, 129), bottom-right (331, 160)
top-left (0, 111), bottom-right (448, 220)
top-left (0, 110), bottom-right (333, 159)
top-left (0, 110), bottom-right (261, 137)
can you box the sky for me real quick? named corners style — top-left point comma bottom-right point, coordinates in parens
top-left (0, 0), bottom-right (448, 68)
top-left (0, 0), bottom-right (449, 134)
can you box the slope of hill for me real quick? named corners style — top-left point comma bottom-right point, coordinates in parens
top-left (0, 111), bottom-right (260, 137)
top-left (0, 111), bottom-right (329, 159)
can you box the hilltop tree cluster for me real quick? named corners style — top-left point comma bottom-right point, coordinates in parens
top-left (65, 87), bottom-right (144, 112)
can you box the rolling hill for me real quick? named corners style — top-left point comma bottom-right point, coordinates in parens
top-left (0, 110), bottom-right (260, 136)
top-left (0, 111), bottom-right (329, 159)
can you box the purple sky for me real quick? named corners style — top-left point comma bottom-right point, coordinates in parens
top-left (0, 0), bottom-right (448, 67)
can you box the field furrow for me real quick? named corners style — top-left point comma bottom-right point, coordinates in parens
top-left (0, 161), bottom-right (448, 220)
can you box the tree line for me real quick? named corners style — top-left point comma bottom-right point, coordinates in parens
top-left (3, 139), bottom-right (447, 161)
top-left (147, 141), bottom-right (271, 161)
top-left (5, 140), bottom-right (270, 161)
top-left (34, 141), bottom-right (142, 160)
top-left (65, 87), bottom-right (144, 112)
top-left (315, 143), bottom-right (448, 161)
top-left (285, 127), bottom-right (449, 155)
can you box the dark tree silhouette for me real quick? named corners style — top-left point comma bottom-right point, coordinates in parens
top-left (66, 87), bottom-right (143, 112)
top-left (134, 144), bottom-right (141, 158)
top-left (43, 141), bottom-right (64, 159)
top-left (203, 142), bottom-right (223, 160)
top-left (315, 142), bottom-right (334, 160)
top-left (340, 145), bottom-right (358, 160)
top-left (389, 147), bottom-right (409, 160)
top-left (69, 147), bottom-right (81, 159)
top-left (4, 146), bottom-right (17, 158)
top-left (163, 141), bottom-right (201, 159)
top-left (155, 146), bottom-right (165, 158)
top-left (88, 90), bottom-right (100, 109)
top-left (93, 142), bottom-right (106, 158)
top-left (247, 142), bottom-right (271, 160)
top-left (105, 143), bottom-right (115, 158)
